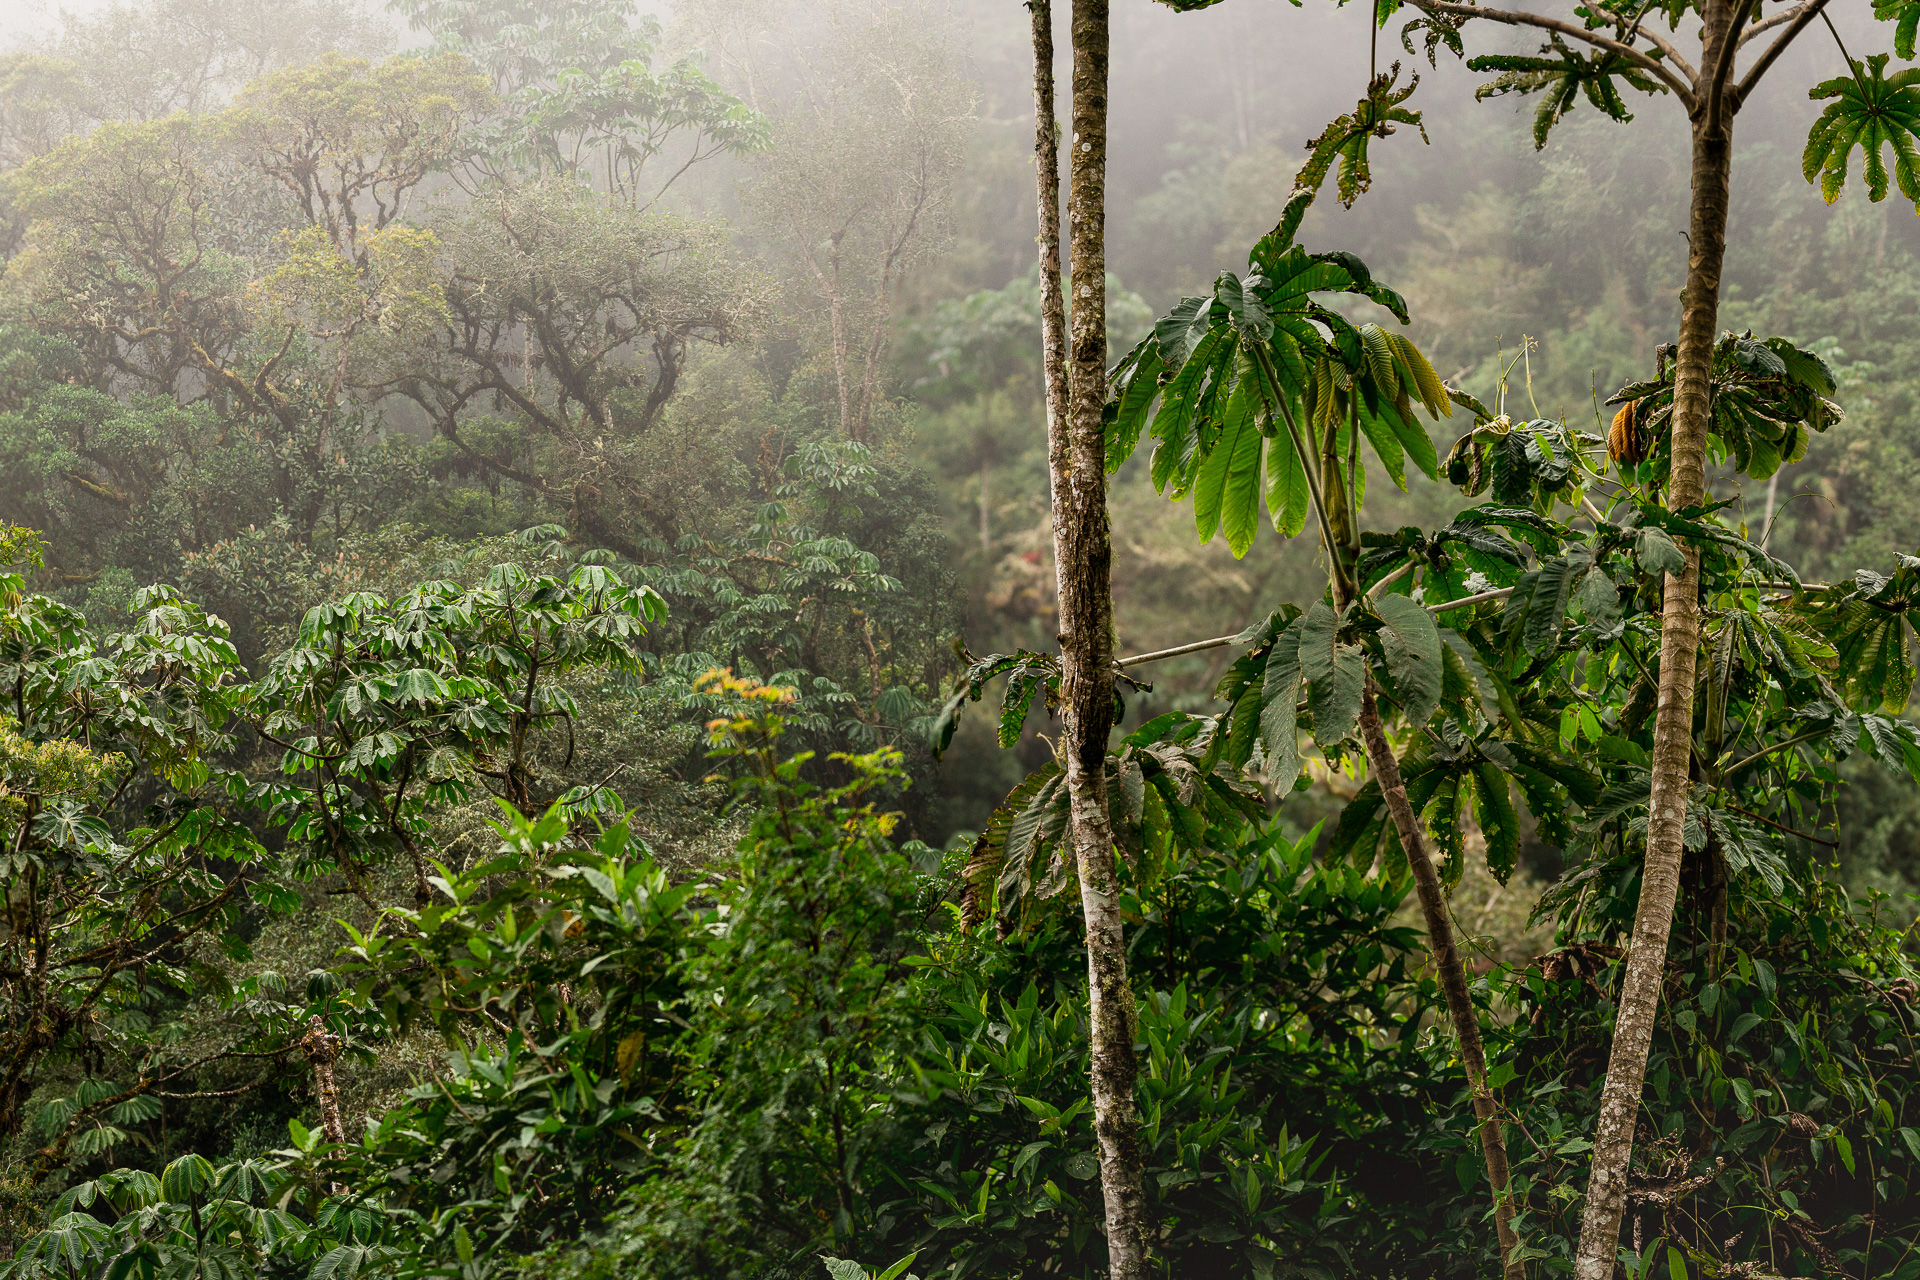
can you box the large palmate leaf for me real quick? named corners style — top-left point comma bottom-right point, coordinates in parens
top-left (1604, 332), bottom-right (1842, 483)
top-left (928, 648), bottom-right (1060, 757)
top-left (1296, 61), bottom-right (1428, 213)
top-left (1880, 0), bottom-right (1920, 60)
top-left (1106, 243), bottom-right (1447, 560)
top-left (1803, 54), bottom-right (1920, 206)
top-left (1805, 554), bottom-right (1920, 713)
top-left (1443, 416), bottom-right (1596, 513)
top-left (1467, 34), bottom-right (1667, 149)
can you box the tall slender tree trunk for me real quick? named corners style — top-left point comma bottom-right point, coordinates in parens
top-left (1575, 4), bottom-right (1736, 1272)
top-left (1357, 681), bottom-right (1523, 1277)
top-left (1032, 2), bottom-right (1149, 1274)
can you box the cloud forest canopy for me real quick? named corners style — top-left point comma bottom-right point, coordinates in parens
top-left (1, 1), bottom-right (1919, 1279)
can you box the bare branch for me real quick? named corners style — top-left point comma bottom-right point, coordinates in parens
top-left (1705, 0), bottom-right (1758, 127)
top-left (1736, 0), bottom-right (1830, 101)
top-left (1737, 0), bottom-right (1812, 50)
top-left (1632, 24), bottom-right (1696, 81)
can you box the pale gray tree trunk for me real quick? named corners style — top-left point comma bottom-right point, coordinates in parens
top-left (1033, 1), bottom-right (1150, 1273)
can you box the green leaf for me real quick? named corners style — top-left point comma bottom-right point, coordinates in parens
top-left (1518, 556), bottom-right (1576, 656)
top-left (1636, 527), bottom-right (1687, 577)
top-left (1374, 593), bottom-right (1443, 726)
top-left (1194, 353), bottom-right (1266, 556)
top-left (1260, 626), bottom-right (1305, 791)
top-left (159, 1153), bottom-right (215, 1203)
top-left (1471, 760), bottom-right (1520, 884)
top-left (1294, 62), bottom-right (1428, 214)
top-left (1467, 34), bottom-right (1665, 150)
top-left (1879, 0), bottom-right (1920, 60)
top-left (1298, 603), bottom-right (1364, 747)
top-left (1576, 563), bottom-right (1621, 628)
top-left (1001, 660), bottom-right (1052, 748)
top-left (1263, 432), bottom-right (1311, 538)
top-left (1804, 54), bottom-right (1920, 207)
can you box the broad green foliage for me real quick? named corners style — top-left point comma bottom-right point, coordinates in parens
top-left (1104, 220), bottom-right (1448, 560)
top-left (0, 1147), bottom-right (401, 1280)
top-left (1804, 54), bottom-right (1920, 205)
top-left (245, 550), bottom-right (664, 891)
top-left (1603, 332), bottom-right (1842, 484)
top-left (1805, 552), bottom-right (1920, 713)
top-left (1495, 847), bottom-right (1920, 1278)
top-left (325, 807), bottom-right (705, 1267)
top-left (0, 568), bottom-right (308, 1151)
top-left (1468, 35), bottom-right (1666, 150)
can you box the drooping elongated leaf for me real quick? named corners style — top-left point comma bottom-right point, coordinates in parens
top-left (1193, 354), bottom-right (1265, 555)
top-left (1881, 0), bottom-right (1920, 60)
top-left (1263, 432), bottom-right (1311, 537)
top-left (1374, 593), bottom-right (1443, 726)
top-left (1260, 625), bottom-right (1305, 791)
top-left (1471, 759), bottom-right (1521, 884)
top-left (1298, 602), bottom-right (1364, 746)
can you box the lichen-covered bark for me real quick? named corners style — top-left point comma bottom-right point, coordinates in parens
top-left (1574, 4), bottom-right (1736, 1273)
top-left (1034, 1), bottom-right (1148, 1273)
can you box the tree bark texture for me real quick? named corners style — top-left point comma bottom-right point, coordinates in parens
top-left (1035, 1), bottom-right (1149, 1274)
top-left (1357, 681), bottom-right (1523, 1278)
top-left (302, 1015), bottom-right (349, 1148)
top-left (1574, 5), bottom-right (1735, 1272)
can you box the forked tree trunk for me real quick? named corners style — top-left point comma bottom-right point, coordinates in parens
top-left (1033, 1), bottom-right (1150, 1274)
top-left (1356, 681), bottom-right (1523, 1278)
top-left (1574, 3), bottom-right (1736, 1272)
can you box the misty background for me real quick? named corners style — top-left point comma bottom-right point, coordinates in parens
top-left (3, 0), bottom-right (1915, 898)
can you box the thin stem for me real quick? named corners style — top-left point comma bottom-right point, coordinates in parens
top-left (1722, 801), bottom-right (1838, 848)
top-left (1346, 398), bottom-right (1362, 557)
top-left (1724, 727), bottom-right (1828, 779)
top-left (1368, 560), bottom-right (1417, 599)
top-left (1115, 635), bottom-right (1238, 669)
top-left (1430, 586), bottom-right (1517, 614)
top-left (1820, 8), bottom-right (1871, 96)
top-left (1113, 586), bottom-right (1516, 670)
top-left (1252, 343), bottom-right (1353, 599)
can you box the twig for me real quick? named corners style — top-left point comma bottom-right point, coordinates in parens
top-left (1430, 586), bottom-right (1517, 614)
top-left (1112, 585), bottom-right (1517, 670)
top-left (1367, 561), bottom-right (1417, 599)
top-left (1724, 801), bottom-right (1838, 848)
top-left (1115, 636), bottom-right (1238, 670)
